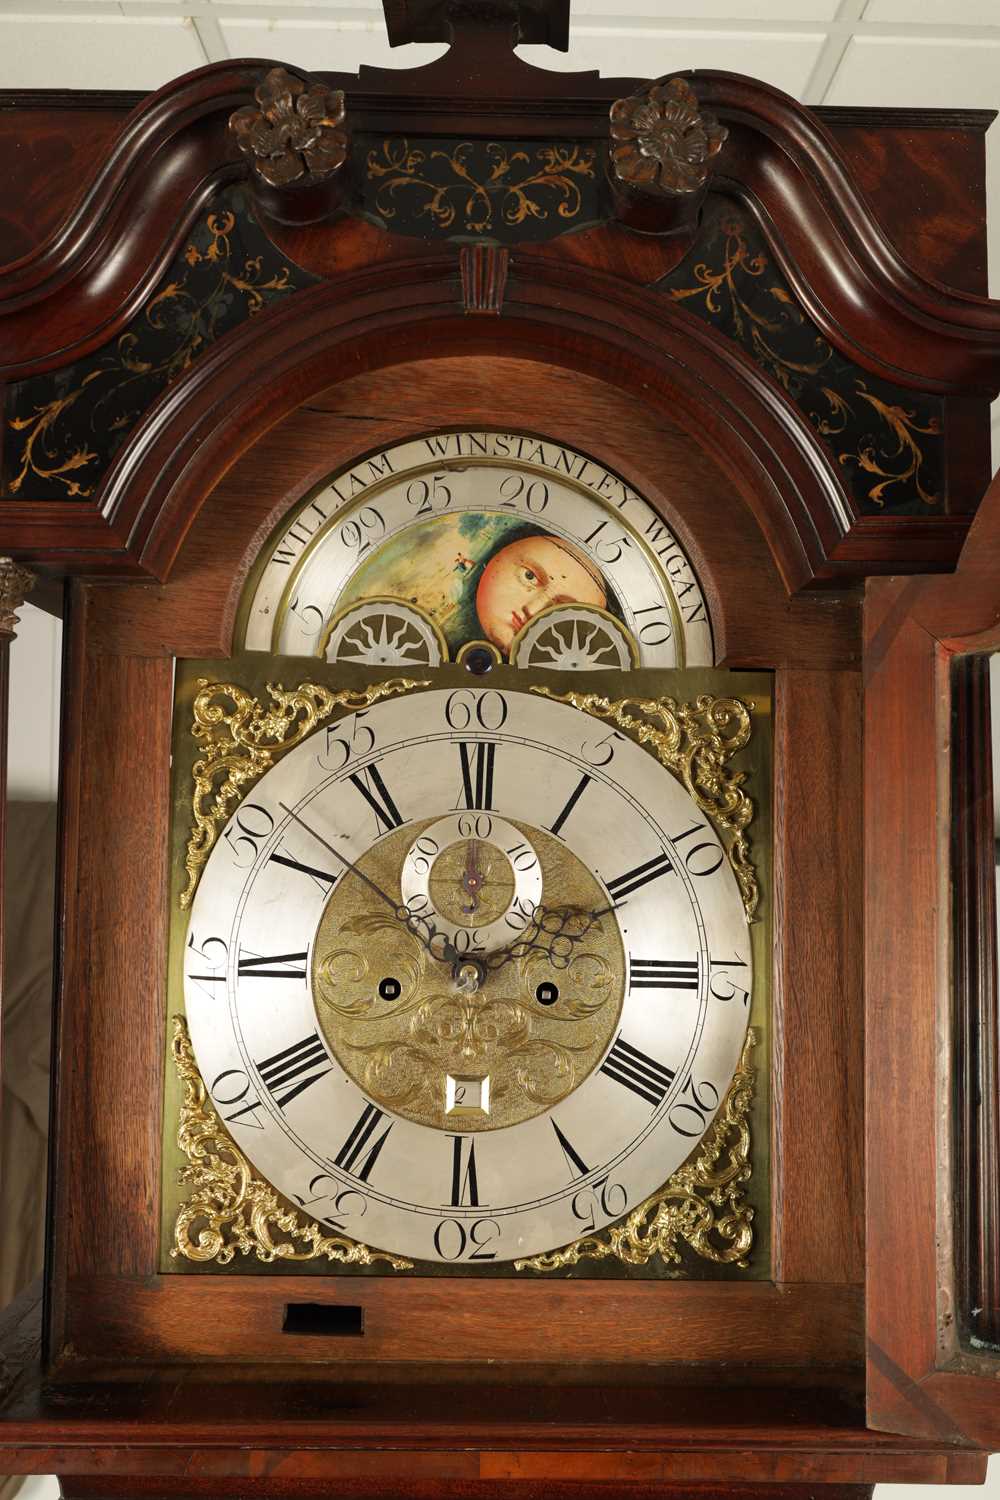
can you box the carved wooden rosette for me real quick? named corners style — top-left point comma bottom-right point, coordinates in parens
top-left (609, 77), bottom-right (728, 236)
top-left (229, 66), bottom-right (350, 225)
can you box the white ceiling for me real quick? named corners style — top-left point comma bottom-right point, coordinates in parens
top-left (2, 0), bottom-right (1000, 455)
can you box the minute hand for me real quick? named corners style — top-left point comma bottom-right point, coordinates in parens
top-left (276, 802), bottom-right (460, 969)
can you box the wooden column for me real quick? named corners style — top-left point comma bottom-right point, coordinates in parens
top-left (0, 559), bottom-right (36, 1101)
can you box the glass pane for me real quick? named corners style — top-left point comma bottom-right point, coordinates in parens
top-left (951, 653), bottom-right (1000, 1351)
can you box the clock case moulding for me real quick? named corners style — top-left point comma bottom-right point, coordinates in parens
top-left (0, 5), bottom-right (999, 1496)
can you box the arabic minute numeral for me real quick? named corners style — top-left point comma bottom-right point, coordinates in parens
top-left (670, 820), bottom-right (725, 877)
top-left (209, 1068), bottom-right (267, 1130)
top-left (580, 728), bottom-right (624, 767)
top-left (316, 710), bottom-right (376, 773)
top-left (433, 1217), bottom-right (501, 1261)
top-left (444, 689), bottom-right (508, 732)
top-left (669, 1076), bottom-right (722, 1138)
top-left (186, 932), bottom-right (228, 1001)
top-left (710, 955), bottom-right (751, 1006)
top-left (223, 802), bottom-right (275, 868)
top-left (571, 1174), bottom-right (628, 1232)
top-left (293, 1174), bottom-right (368, 1232)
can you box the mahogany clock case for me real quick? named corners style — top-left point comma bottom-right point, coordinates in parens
top-left (41, 355), bottom-right (862, 1377)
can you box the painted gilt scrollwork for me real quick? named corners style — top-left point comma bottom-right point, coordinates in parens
top-left (364, 139), bottom-right (598, 239)
top-left (180, 676), bottom-right (428, 908)
top-left (661, 202), bottom-right (944, 513)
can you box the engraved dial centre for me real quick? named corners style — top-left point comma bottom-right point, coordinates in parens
top-left (312, 820), bottom-right (625, 1132)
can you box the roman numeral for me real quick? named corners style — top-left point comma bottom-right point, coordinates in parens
top-left (551, 1119), bottom-right (589, 1179)
top-left (630, 958), bottom-right (699, 991)
top-left (600, 1036), bottom-right (676, 1108)
top-left (458, 742), bottom-right (495, 810)
top-left (268, 844), bottom-right (338, 895)
top-left (548, 773), bottom-right (591, 837)
top-left (450, 1135), bottom-right (480, 1207)
top-left (348, 763), bottom-right (404, 835)
top-left (256, 1032), bottom-right (331, 1109)
top-left (333, 1104), bottom-right (393, 1183)
top-left (237, 949), bottom-right (308, 980)
top-left (606, 852), bottom-right (673, 901)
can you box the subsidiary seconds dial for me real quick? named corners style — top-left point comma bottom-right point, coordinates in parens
top-left (184, 687), bottom-right (752, 1264)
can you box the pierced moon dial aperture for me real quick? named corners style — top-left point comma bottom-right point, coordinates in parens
top-left (183, 687), bottom-right (751, 1264)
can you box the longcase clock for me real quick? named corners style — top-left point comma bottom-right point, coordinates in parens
top-left (1, 4), bottom-right (1000, 1498)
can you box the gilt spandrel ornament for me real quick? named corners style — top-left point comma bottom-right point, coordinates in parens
top-left (180, 676), bottom-right (429, 908)
top-left (170, 1015), bottom-right (756, 1273)
top-left (171, 1017), bottom-right (412, 1269)
top-left (516, 1030), bottom-right (756, 1273)
top-left (533, 686), bottom-right (758, 920)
